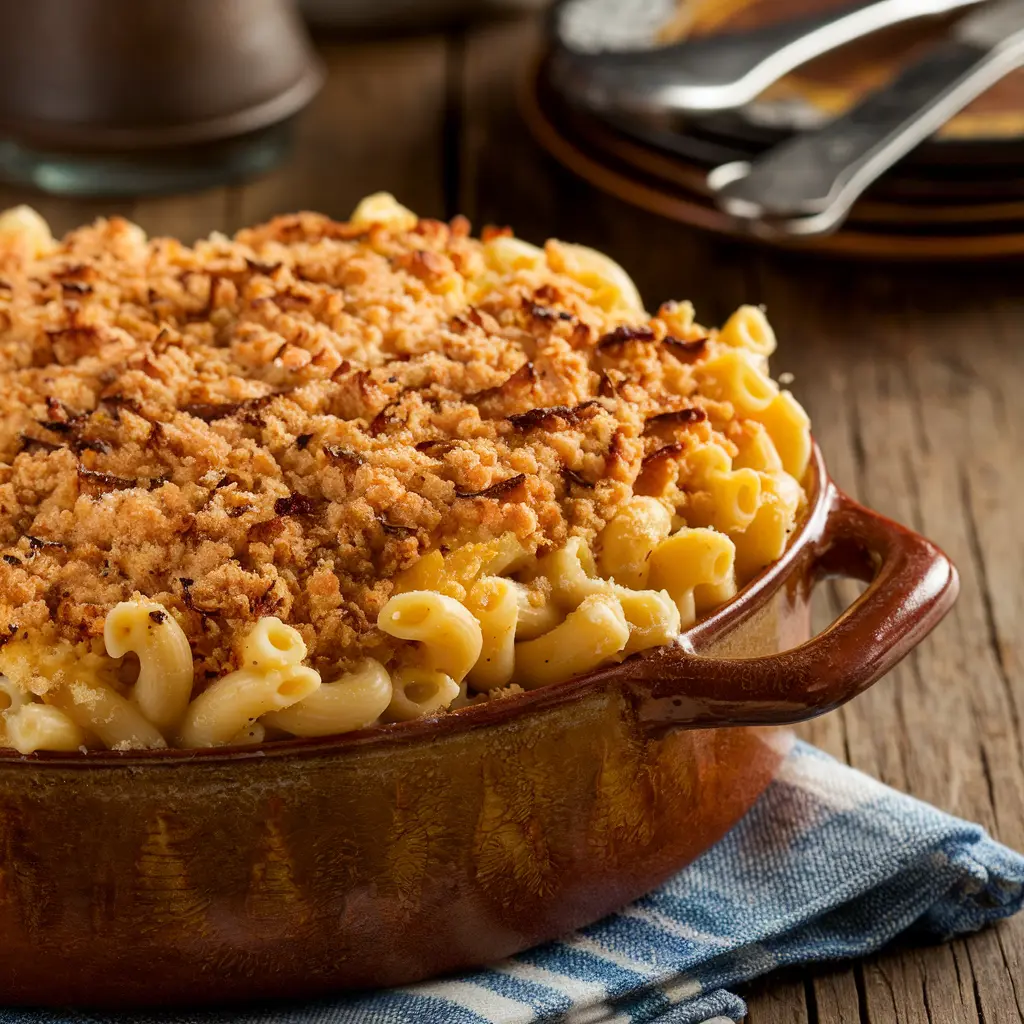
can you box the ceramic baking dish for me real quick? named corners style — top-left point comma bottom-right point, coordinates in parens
top-left (0, 442), bottom-right (957, 1008)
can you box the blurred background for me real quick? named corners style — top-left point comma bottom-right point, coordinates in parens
top-left (2, 2), bottom-right (1021, 1014)
top-left (2, 0), bottom-right (1015, 260)
top-left (7, 0), bottom-right (1023, 269)
top-left (4, 0), bottom-right (1022, 261)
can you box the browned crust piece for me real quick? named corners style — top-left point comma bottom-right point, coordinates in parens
top-left (0, 212), bottom-right (727, 687)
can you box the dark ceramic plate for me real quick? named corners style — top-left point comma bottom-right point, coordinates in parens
top-left (542, 73), bottom-right (1024, 224)
top-left (527, 62), bottom-right (1024, 258)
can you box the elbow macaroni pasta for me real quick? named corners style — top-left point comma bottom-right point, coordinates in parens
top-left (705, 468), bottom-right (762, 533)
top-left (229, 721), bottom-right (267, 746)
top-left (385, 667), bottom-right (461, 722)
top-left (757, 390), bottom-right (812, 480)
top-left (264, 659), bottom-right (392, 737)
top-left (0, 205), bottom-right (55, 259)
top-left (483, 236), bottom-right (547, 274)
top-left (731, 470), bottom-right (804, 580)
top-left (649, 527), bottom-right (737, 621)
top-left (511, 580), bottom-right (563, 641)
top-left (377, 592), bottom-right (483, 683)
top-left (349, 192), bottom-right (419, 232)
top-left (694, 349), bottom-right (778, 416)
top-left (50, 672), bottom-right (168, 751)
top-left (529, 536), bottom-right (606, 609)
top-left (5, 704), bottom-right (85, 755)
top-left (0, 197), bottom-right (811, 751)
top-left (0, 675), bottom-right (29, 715)
top-left (513, 593), bottom-right (630, 689)
top-left (103, 601), bottom-right (193, 732)
top-left (615, 587), bottom-right (681, 657)
top-left (545, 240), bottom-right (645, 315)
top-left (718, 305), bottom-right (776, 357)
top-left (734, 423), bottom-right (784, 474)
top-left (465, 578), bottom-right (519, 692)
top-left (178, 664), bottom-right (321, 748)
top-left (177, 619), bottom-right (320, 747)
top-left (240, 616), bottom-right (308, 670)
top-left (596, 497), bottom-right (673, 590)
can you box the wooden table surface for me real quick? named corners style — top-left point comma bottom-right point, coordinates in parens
top-left (8, 13), bottom-right (1022, 1022)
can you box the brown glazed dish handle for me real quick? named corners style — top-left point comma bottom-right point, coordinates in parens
top-left (618, 483), bottom-right (960, 732)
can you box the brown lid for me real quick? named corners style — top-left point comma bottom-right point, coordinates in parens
top-left (0, 0), bottom-right (324, 151)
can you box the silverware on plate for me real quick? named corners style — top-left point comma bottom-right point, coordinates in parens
top-left (552, 0), bottom-right (986, 116)
top-left (707, 0), bottom-right (1024, 238)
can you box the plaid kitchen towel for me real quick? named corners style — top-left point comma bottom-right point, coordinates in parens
top-left (8, 741), bottom-right (1024, 1024)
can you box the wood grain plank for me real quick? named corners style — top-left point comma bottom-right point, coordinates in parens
top-left (745, 251), bottom-right (1023, 1024)
top-left (861, 944), bottom-right (980, 1024)
top-left (130, 188), bottom-right (231, 243)
top-left (897, 279), bottom-right (1024, 1024)
top-left (811, 968), bottom-right (863, 1024)
top-left (0, 186), bottom-right (135, 238)
top-left (900, 288), bottom-right (1024, 837)
top-left (232, 37), bottom-right (449, 231)
top-left (964, 928), bottom-right (1024, 1024)
top-left (746, 976), bottom-right (811, 1024)
top-left (751, 255), bottom-right (1024, 830)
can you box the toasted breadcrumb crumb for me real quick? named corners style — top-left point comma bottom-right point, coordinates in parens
top-left (0, 210), bottom-right (730, 689)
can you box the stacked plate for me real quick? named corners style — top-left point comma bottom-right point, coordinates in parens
top-left (525, 0), bottom-right (1024, 258)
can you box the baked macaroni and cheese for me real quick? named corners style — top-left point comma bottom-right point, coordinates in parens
top-left (0, 196), bottom-right (810, 752)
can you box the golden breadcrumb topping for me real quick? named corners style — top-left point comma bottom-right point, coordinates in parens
top-left (0, 206), bottom-right (742, 687)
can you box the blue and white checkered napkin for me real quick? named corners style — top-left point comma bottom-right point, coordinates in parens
top-left (9, 741), bottom-right (1024, 1024)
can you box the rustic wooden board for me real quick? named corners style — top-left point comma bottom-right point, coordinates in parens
top-left (0, 13), bottom-right (1020, 1021)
